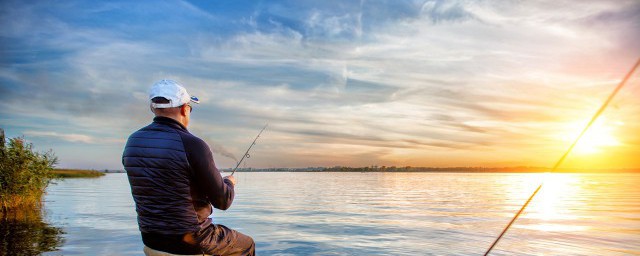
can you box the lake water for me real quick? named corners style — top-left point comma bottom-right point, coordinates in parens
top-left (38, 172), bottom-right (640, 255)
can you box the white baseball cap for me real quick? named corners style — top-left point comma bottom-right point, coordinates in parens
top-left (148, 79), bottom-right (200, 108)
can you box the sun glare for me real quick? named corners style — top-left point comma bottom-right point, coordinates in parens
top-left (562, 119), bottom-right (621, 155)
top-left (504, 173), bottom-right (588, 232)
top-left (525, 173), bottom-right (587, 232)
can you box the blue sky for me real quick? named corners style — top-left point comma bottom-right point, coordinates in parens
top-left (1, 0), bottom-right (639, 170)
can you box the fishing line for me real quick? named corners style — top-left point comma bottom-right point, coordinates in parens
top-left (483, 58), bottom-right (640, 256)
top-left (231, 124), bottom-right (268, 176)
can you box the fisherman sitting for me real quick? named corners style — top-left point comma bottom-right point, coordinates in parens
top-left (122, 79), bottom-right (255, 255)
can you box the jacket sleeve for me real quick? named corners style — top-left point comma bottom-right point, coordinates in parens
top-left (182, 135), bottom-right (235, 210)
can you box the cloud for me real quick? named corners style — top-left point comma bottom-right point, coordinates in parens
top-left (23, 131), bottom-right (124, 144)
top-left (1, 0), bottom-right (639, 169)
top-left (420, 0), bottom-right (477, 23)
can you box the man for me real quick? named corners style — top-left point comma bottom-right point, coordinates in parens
top-left (122, 79), bottom-right (255, 255)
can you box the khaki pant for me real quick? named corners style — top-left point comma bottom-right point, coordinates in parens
top-left (197, 224), bottom-right (255, 256)
top-left (144, 246), bottom-right (211, 256)
top-left (143, 224), bottom-right (255, 256)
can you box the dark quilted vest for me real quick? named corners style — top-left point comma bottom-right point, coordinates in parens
top-left (122, 122), bottom-right (199, 234)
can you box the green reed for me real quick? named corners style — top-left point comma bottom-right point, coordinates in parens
top-left (0, 128), bottom-right (57, 211)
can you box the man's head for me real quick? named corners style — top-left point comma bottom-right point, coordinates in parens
top-left (148, 79), bottom-right (199, 127)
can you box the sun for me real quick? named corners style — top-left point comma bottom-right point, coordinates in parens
top-left (563, 118), bottom-right (621, 155)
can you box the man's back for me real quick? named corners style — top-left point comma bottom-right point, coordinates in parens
top-left (123, 117), bottom-right (203, 234)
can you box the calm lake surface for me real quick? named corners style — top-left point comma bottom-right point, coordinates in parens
top-left (41, 172), bottom-right (640, 255)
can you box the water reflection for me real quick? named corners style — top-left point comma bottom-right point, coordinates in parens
top-left (490, 173), bottom-right (640, 255)
top-left (0, 207), bottom-right (64, 255)
top-left (39, 172), bottom-right (640, 255)
top-left (526, 174), bottom-right (588, 232)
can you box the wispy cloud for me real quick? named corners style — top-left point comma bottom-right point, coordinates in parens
top-left (23, 131), bottom-right (124, 144)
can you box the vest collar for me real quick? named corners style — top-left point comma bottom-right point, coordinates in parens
top-left (153, 116), bottom-right (188, 131)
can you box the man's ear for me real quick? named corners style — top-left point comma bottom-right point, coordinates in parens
top-left (180, 104), bottom-right (189, 116)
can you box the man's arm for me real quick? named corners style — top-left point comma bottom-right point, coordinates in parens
top-left (183, 135), bottom-right (235, 210)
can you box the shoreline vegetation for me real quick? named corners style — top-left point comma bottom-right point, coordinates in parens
top-left (1, 129), bottom-right (56, 211)
top-left (1, 128), bottom-right (107, 211)
top-left (51, 169), bottom-right (105, 178)
top-left (1, 129), bottom-right (65, 254)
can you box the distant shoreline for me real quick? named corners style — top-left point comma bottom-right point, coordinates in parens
top-left (97, 167), bottom-right (640, 174)
top-left (230, 170), bottom-right (640, 173)
top-left (225, 167), bottom-right (640, 173)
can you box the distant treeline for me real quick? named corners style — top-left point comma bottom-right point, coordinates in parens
top-left (229, 166), bottom-right (640, 173)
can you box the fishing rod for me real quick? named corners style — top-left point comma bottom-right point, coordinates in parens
top-left (230, 124), bottom-right (268, 176)
top-left (483, 57), bottom-right (640, 256)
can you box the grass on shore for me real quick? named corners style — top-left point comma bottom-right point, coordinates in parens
top-left (51, 169), bottom-right (105, 178)
top-left (1, 194), bottom-right (45, 211)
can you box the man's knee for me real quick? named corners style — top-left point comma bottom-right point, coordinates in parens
top-left (241, 233), bottom-right (255, 248)
top-left (241, 234), bottom-right (255, 255)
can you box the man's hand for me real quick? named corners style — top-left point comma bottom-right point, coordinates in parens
top-left (224, 175), bottom-right (236, 186)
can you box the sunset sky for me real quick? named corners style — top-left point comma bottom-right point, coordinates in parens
top-left (1, 0), bottom-right (639, 170)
